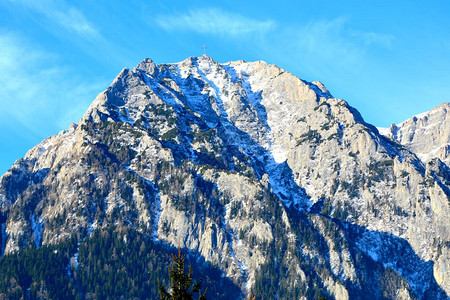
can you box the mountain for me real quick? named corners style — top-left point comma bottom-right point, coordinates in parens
top-left (379, 102), bottom-right (450, 166)
top-left (0, 55), bottom-right (449, 299)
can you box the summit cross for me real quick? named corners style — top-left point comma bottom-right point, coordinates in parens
top-left (202, 44), bottom-right (207, 57)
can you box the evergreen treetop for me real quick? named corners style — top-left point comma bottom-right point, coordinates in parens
top-left (159, 248), bottom-right (207, 300)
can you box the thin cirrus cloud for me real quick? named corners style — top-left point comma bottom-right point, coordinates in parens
top-left (155, 10), bottom-right (393, 75)
top-left (349, 30), bottom-right (395, 49)
top-left (0, 33), bottom-right (101, 135)
top-left (296, 18), bottom-right (394, 55)
top-left (50, 7), bottom-right (99, 38)
top-left (7, 0), bottom-right (99, 39)
top-left (156, 8), bottom-right (276, 37)
top-left (267, 17), bottom-right (396, 77)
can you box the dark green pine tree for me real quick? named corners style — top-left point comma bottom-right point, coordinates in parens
top-left (159, 249), bottom-right (207, 300)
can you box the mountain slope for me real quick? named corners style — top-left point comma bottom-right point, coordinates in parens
top-left (0, 56), bottom-right (448, 299)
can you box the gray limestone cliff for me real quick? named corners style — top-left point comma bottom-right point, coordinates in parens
top-left (379, 102), bottom-right (450, 166)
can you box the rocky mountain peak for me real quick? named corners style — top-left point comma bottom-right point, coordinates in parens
top-left (137, 57), bottom-right (157, 74)
top-left (380, 102), bottom-right (450, 166)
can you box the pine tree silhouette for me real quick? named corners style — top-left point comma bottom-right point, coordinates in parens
top-left (159, 248), bottom-right (207, 300)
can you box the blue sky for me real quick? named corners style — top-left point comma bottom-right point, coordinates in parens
top-left (1, 0), bottom-right (449, 175)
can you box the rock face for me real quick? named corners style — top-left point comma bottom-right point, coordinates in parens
top-left (379, 102), bottom-right (450, 166)
top-left (0, 56), bottom-right (449, 299)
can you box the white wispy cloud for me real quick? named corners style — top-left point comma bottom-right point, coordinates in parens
top-left (156, 8), bottom-right (275, 37)
top-left (7, 0), bottom-right (99, 39)
top-left (261, 17), bottom-right (395, 78)
top-left (297, 17), bottom-right (394, 56)
top-left (51, 6), bottom-right (99, 38)
top-left (349, 30), bottom-right (395, 49)
top-left (0, 33), bottom-right (102, 135)
top-left (296, 18), bottom-right (354, 59)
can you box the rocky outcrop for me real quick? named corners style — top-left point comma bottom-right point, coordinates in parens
top-left (380, 102), bottom-right (450, 166)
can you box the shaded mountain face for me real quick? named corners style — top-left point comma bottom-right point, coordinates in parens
top-left (0, 56), bottom-right (449, 299)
